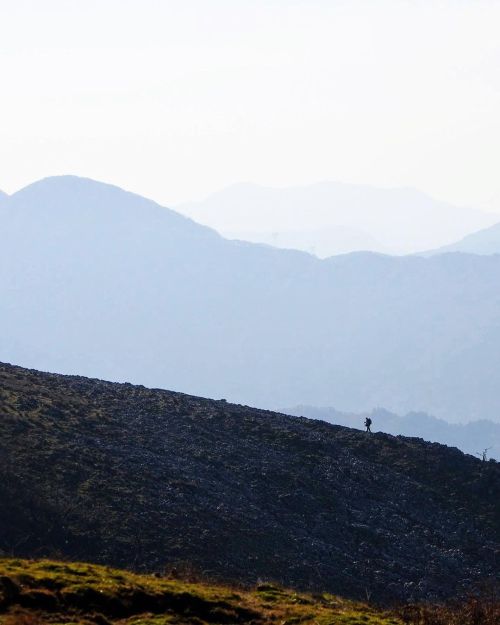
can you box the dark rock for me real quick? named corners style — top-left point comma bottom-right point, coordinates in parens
top-left (0, 362), bottom-right (498, 604)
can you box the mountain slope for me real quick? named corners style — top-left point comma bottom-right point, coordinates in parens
top-left (286, 406), bottom-right (500, 460)
top-left (0, 363), bottom-right (498, 603)
top-left (0, 190), bottom-right (7, 212)
top-left (4, 176), bottom-right (500, 422)
top-left (175, 182), bottom-right (497, 256)
top-left (429, 221), bottom-right (500, 255)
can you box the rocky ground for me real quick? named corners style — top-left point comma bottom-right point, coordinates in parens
top-left (0, 363), bottom-right (498, 604)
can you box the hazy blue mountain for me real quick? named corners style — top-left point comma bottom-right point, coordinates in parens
top-left (286, 405), bottom-right (500, 460)
top-left (3, 176), bottom-right (500, 423)
top-left (176, 182), bottom-right (497, 256)
top-left (428, 221), bottom-right (500, 255)
top-left (205, 224), bottom-right (393, 257)
top-left (0, 190), bottom-right (9, 223)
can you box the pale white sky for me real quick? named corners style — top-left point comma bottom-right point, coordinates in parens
top-left (1, 0), bottom-right (500, 210)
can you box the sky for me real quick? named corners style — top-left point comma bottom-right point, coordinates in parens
top-left (1, 0), bottom-right (500, 211)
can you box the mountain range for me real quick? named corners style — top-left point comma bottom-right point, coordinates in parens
top-left (1, 362), bottom-right (498, 603)
top-left (175, 182), bottom-right (499, 256)
top-left (3, 176), bottom-right (500, 422)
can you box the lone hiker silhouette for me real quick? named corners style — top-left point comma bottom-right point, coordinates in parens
top-left (364, 417), bottom-right (372, 433)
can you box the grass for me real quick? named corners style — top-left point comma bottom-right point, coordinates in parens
top-left (0, 558), bottom-right (402, 625)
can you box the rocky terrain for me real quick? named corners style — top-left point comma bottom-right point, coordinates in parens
top-left (0, 363), bottom-right (498, 604)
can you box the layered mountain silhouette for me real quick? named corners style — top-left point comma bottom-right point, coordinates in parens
top-left (176, 182), bottom-right (497, 256)
top-left (428, 221), bottom-right (500, 256)
top-left (286, 406), bottom-right (500, 460)
top-left (1, 363), bottom-right (498, 603)
top-left (3, 176), bottom-right (500, 422)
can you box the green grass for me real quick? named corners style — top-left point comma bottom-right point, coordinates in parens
top-left (0, 558), bottom-right (402, 625)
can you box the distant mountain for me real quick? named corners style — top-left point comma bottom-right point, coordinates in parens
top-left (175, 182), bottom-right (497, 256)
top-left (286, 406), bottom-right (500, 460)
top-left (1, 363), bottom-right (498, 602)
top-left (428, 221), bottom-right (500, 256)
top-left (205, 223), bottom-right (393, 257)
top-left (4, 176), bottom-right (500, 422)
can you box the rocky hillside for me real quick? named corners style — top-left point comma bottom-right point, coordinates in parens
top-left (286, 405), bottom-right (500, 460)
top-left (0, 363), bottom-right (498, 604)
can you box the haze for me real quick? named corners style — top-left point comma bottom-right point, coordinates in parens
top-left (1, 0), bottom-right (500, 218)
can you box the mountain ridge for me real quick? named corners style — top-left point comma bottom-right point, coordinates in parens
top-left (175, 181), bottom-right (497, 256)
top-left (286, 405), bottom-right (500, 460)
top-left (3, 176), bottom-right (500, 422)
top-left (8, 175), bottom-right (213, 232)
top-left (427, 221), bottom-right (500, 256)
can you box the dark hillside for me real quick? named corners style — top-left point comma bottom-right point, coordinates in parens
top-left (287, 405), bottom-right (500, 459)
top-left (0, 363), bottom-right (498, 604)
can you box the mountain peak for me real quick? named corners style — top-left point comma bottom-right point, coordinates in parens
top-left (3, 175), bottom-right (500, 423)
top-left (6, 174), bottom-right (219, 238)
top-left (11, 175), bottom-right (164, 211)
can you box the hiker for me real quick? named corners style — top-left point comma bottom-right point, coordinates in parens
top-left (364, 417), bottom-right (372, 433)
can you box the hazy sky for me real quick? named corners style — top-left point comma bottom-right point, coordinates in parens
top-left (1, 0), bottom-right (500, 210)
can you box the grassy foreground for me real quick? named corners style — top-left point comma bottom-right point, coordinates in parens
top-left (0, 559), bottom-right (400, 625)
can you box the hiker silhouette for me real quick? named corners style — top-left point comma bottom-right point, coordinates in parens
top-left (364, 417), bottom-right (372, 433)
